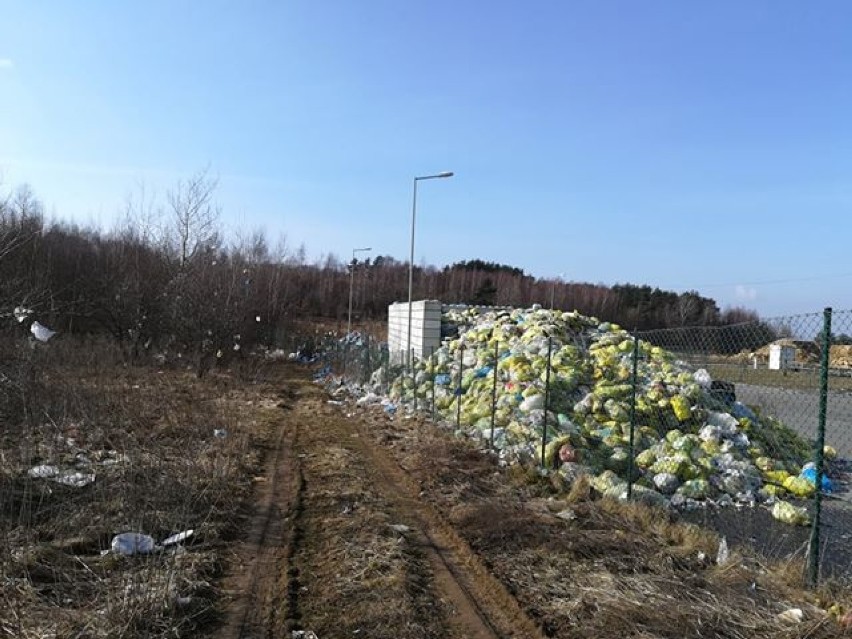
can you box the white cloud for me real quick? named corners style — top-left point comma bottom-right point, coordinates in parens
top-left (0, 58), bottom-right (13, 69)
top-left (734, 284), bottom-right (757, 301)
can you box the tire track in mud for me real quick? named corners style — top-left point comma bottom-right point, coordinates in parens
top-left (347, 416), bottom-right (546, 639)
top-left (215, 371), bottom-right (543, 639)
top-left (213, 390), bottom-right (303, 639)
top-left (296, 379), bottom-right (545, 639)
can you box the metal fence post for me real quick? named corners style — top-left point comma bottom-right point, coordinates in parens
top-left (412, 347), bottom-right (417, 411)
top-left (430, 346), bottom-right (436, 421)
top-left (490, 340), bottom-right (499, 450)
top-left (541, 336), bottom-right (552, 468)
top-left (365, 334), bottom-right (371, 385)
top-left (385, 348), bottom-right (391, 395)
top-left (456, 344), bottom-right (465, 429)
top-left (627, 332), bottom-right (640, 500)
top-left (808, 307), bottom-right (832, 587)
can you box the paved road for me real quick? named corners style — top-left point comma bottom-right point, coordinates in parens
top-left (736, 384), bottom-right (852, 459)
top-left (723, 384), bottom-right (852, 580)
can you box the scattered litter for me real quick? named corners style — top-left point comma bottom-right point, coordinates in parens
top-left (291, 631), bottom-right (319, 639)
top-left (327, 400), bottom-right (344, 406)
top-left (693, 369), bottom-right (712, 389)
top-left (30, 321), bottom-right (56, 342)
top-left (214, 428), bottom-right (228, 439)
top-left (356, 393), bottom-right (380, 406)
top-left (777, 608), bottom-right (803, 624)
top-left (28, 465), bottom-right (95, 487)
top-left (161, 529), bottom-right (194, 547)
top-left (555, 508), bottom-right (576, 521)
top-left (28, 465), bottom-right (59, 479)
top-left (800, 464), bottom-right (833, 493)
top-left (13, 306), bottom-right (33, 323)
top-left (716, 537), bottom-right (729, 565)
top-left (111, 532), bottom-right (156, 556)
top-left (389, 524), bottom-right (411, 534)
top-left (55, 471), bottom-right (96, 487)
top-left (771, 500), bottom-right (810, 526)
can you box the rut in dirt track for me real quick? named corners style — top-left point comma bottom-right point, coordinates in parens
top-left (213, 389), bottom-right (303, 639)
top-left (213, 370), bottom-right (544, 639)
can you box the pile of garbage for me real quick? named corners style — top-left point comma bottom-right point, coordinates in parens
top-left (383, 306), bottom-right (834, 524)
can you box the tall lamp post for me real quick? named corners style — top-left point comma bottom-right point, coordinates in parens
top-left (407, 171), bottom-right (453, 367)
top-left (347, 247), bottom-right (371, 335)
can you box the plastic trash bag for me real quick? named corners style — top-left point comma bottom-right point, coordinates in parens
top-left (14, 306), bottom-right (32, 323)
top-left (771, 501), bottom-right (810, 526)
top-left (716, 537), bottom-right (730, 565)
top-left (678, 479), bottom-right (710, 499)
top-left (800, 467), bottom-right (833, 493)
top-left (783, 475), bottom-right (816, 498)
top-left (28, 465), bottom-right (59, 478)
top-left (111, 532), bottom-right (156, 556)
top-left (519, 394), bottom-right (544, 412)
top-left (55, 471), bottom-right (95, 487)
top-left (731, 402), bottom-right (757, 421)
top-left (31, 321), bottom-right (56, 342)
top-left (653, 472), bottom-right (680, 495)
top-left (694, 369), bottom-right (712, 389)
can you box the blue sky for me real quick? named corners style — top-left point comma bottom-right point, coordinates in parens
top-left (1, 1), bottom-right (850, 317)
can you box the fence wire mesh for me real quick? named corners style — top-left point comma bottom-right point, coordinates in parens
top-left (335, 306), bottom-right (852, 586)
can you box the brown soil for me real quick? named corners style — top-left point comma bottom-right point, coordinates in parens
top-left (213, 367), bottom-right (543, 639)
top-left (213, 365), bottom-right (852, 639)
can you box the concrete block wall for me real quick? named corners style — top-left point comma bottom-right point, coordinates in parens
top-left (388, 300), bottom-right (442, 364)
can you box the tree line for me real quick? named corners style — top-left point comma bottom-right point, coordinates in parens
top-left (1, 173), bottom-right (769, 372)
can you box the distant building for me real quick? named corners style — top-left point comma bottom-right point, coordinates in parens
top-left (768, 343), bottom-right (796, 370)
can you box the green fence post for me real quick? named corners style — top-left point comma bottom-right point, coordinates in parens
top-left (365, 334), bottom-right (371, 385)
top-left (412, 347), bottom-right (417, 411)
top-left (490, 340), bottom-right (499, 450)
top-left (627, 332), bottom-right (640, 500)
top-left (456, 344), bottom-right (465, 428)
top-left (808, 307), bottom-right (832, 587)
top-left (430, 346), bottom-right (436, 421)
top-left (541, 336), bottom-right (553, 468)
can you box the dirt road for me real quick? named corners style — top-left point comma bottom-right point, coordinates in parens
top-left (212, 366), bottom-right (847, 639)
top-left (214, 368), bottom-right (544, 639)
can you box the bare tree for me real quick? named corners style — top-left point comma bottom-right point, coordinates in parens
top-left (166, 169), bottom-right (220, 268)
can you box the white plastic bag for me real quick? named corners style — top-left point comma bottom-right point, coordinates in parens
top-left (111, 532), bottom-right (156, 556)
top-left (30, 321), bottom-right (56, 342)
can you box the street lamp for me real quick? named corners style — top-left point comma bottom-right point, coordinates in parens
top-left (347, 247), bottom-right (372, 336)
top-left (407, 171), bottom-right (453, 367)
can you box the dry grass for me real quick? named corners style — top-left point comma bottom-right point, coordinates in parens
top-left (293, 434), bottom-right (449, 639)
top-left (0, 334), bottom-right (276, 638)
top-left (362, 411), bottom-right (852, 638)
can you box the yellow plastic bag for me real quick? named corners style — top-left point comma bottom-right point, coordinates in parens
top-left (670, 395), bottom-right (691, 422)
top-left (771, 500), bottom-right (810, 526)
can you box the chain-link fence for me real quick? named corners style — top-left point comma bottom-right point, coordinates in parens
top-left (333, 307), bottom-right (852, 587)
top-left (638, 309), bottom-right (852, 585)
